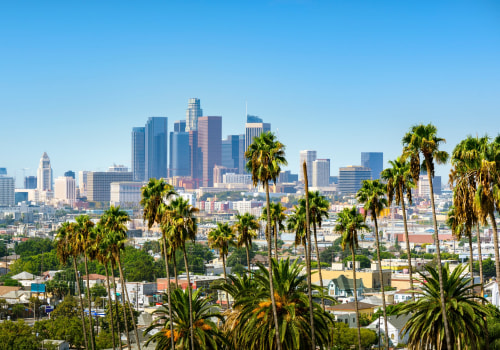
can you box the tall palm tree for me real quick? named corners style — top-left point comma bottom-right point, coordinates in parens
top-left (306, 191), bottom-right (329, 310)
top-left (73, 215), bottom-right (96, 350)
top-left (101, 206), bottom-right (141, 350)
top-left (356, 180), bottom-right (389, 349)
top-left (208, 222), bottom-right (235, 308)
top-left (335, 206), bottom-right (368, 350)
top-left (141, 178), bottom-right (177, 349)
top-left (94, 223), bottom-right (118, 350)
top-left (144, 288), bottom-right (225, 349)
top-left (397, 263), bottom-right (491, 349)
top-left (245, 131), bottom-right (287, 350)
top-left (261, 202), bottom-right (287, 260)
top-left (55, 222), bottom-right (89, 350)
top-left (233, 213), bottom-right (259, 268)
top-left (215, 258), bottom-right (334, 349)
top-left (402, 123), bottom-right (451, 350)
top-left (381, 156), bottom-right (416, 299)
top-left (167, 196), bottom-right (199, 350)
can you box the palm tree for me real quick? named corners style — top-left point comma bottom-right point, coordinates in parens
top-left (208, 222), bottom-right (235, 308)
top-left (397, 263), bottom-right (491, 349)
top-left (381, 156), bottom-right (416, 300)
top-left (141, 178), bottom-right (177, 349)
top-left (144, 288), bottom-right (225, 349)
top-left (233, 213), bottom-right (259, 268)
top-left (101, 206), bottom-right (141, 350)
top-left (446, 205), bottom-right (475, 284)
top-left (356, 179), bottom-right (389, 349)
top-left (167, 196), bottom-right (199, 350)
top-left (215, 258), bottom-right (334, 349)
top-left (55, 222), bottom-right (89, 350)
top-left (73, 215), bottom-right (96, 350)
top-left (335, 206), bottom-right (368, 350)
top-left (306, 191), bottom-right (329, 310)
top-left (261, 202), bottom-right (287, 260)
top-left (245, 131), bottom-right (287, 350)
top-left (402, 123), bottom-right (451, 350)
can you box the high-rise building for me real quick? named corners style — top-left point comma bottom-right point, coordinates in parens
top-left (87, 170), bottom-right (133, 202)
top-left (64, 170), bottom-right (75, 179)
top-left (174, 120), bottom-right (186, 132)
top-left (110, 181), bottom-right (144, 207)
top-left (0, 168), bottom-right (7, 175)
top-left (24, 176), bottom-right (37, 189)
top-left (145, 117), bottom-right (168, 180)
top-left (132, 127), bottom-right (146, 181)
top-left (299, 150), bottom-right (317, 182)
top-left (37, 152), bottom-right (52, 191)
top-left (78, 171), bottom-right (90, 198)
top-left (338, 166), bottom-right (372, 194)
top-left (361, 152), bottom-right (383, 180)
top-left (312, 159), bottom-right (330, 187)
top-left (189, 130), bottom-right (201, 183)
top-left (222, 135), bottom-right (245, 173)
top-left (0, 176), bottom-right (15, 206)
top-left (169, 131), bottom-right (190, 177)
top-left (198, 116), bottom-right (222, 187)
top-left (246, 115), bottom-right (263, 123)
top-left (245, 119), bottom-right (271, 152)
top-left (185, 98), bottom-right (203, 132)
top-left (213, 165), bottom-right (238, 184)
top-left (416, 174), bottom-right (442, 197)
top-left (54, 176), bottom-right (76, 206)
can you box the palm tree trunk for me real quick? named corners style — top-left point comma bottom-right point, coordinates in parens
top-left (489, 211), bottom-right (500, 293)
top-left (265, 181), bottom-right (282, 350)
top-left (73, 257), bottom-right (89, 350)
top-left (182, 245), bottom-right (195, 350)
top-left (162, 235), bottom-right (175, 350)
top-left (400, 184), bottom-right (415, 301)
top-left (84, 255), bottom-right (96, 350)
top-left (222, 252), bottom-right (229, 309)
top-left (118, 253), bottom-right (141, 350)
top-left (303, 162), bottom-right (316, 350)
top-left (426, 161), bottom-right (452, 350)
top-left (104, 263), bottom-right (117, 350)
top-left (468, 233), bottom-right (474, 289)
top-left (351, 246), bottom-right (362, 350)
top-left (313, 222), bottom-right (325, 310)
top-left (477, 223), bottom-right (484, 297)
top-left (117, 256), bottom-right (131, 349)
top-left (274, 218), bottom-right (279, 260)
top-left (173, 251), bottom-right (179, 286)
top-left (245, 239), bottom-right (251, 269)
top-left (373, 215), bottom-right (389, 350)
top-left (110, 264), bottom-right (122, 345)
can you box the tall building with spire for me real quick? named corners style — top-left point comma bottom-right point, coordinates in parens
top-left (37, 152), bottom-right (52, 191)
top-left (185, 98), bottom-right (203, 132)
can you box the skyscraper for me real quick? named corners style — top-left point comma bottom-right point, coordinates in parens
top-left (64, 170), bottom-right (76, 179)
top-left (169, 130), bottom-right (190, 177)
top-left (338, 166), bottom-right (372, 194)
top-left (37, 152), bottom-right (52, 191)
top-left (174, 120), bottom-right (186, 132)
top-left (245, 118), bottom-right (271, 152)
top-left (132, 127), bottom-right (146, 181)
top-left (222, 135), bottom-right (245, 173)
top-left (145, 117), bottom-right (168, 180)
top-left (0, 175), bottom-right (15, 206)
top-left (312, 159), bottom-right (330, 187)
top-left (78, 171), bottom-right (90, 198)
top-left (299, 150), bottom-right (317, 182)
top-left (198, 116), bottom-right (222, 187)
top-left (0, 168), bottom-right (7, 175)
top-left (189, 130), bottom-right (201, 183)
top-left (54, 176), bottom-right (76, 206)
top-left (361, 152), bottom-right (383, 180)
top-left (24, 176), bottom-right (37, 189)
top-left (185, 98), bottom-right (203, 132)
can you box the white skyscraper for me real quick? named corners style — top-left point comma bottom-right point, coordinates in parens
top-left (37, 152), bottom-right (52, 191)
top-left (0, 176), bottom-right (15, 206)
top-left (185, 98), bottom-right (203, 132)
top-left (54, 176), bottom-right (76, 206)
top-left (79, 171), bottom-right (90, 197)
top-left (299, 150), bottom-right (317, 182)
top-left (312, 159), bottom-right (330, 187)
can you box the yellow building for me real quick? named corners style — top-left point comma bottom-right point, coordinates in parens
top-left (312, 268), bottom-right (391, 290)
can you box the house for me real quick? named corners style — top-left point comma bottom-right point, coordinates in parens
top-left (326, 275), bottom-right (365, 299)
top-left (2, 290), bottom-right (32, 304)
top-left (327, 301), bottom-right (378, 324)
top-left (41, 340), bottom-right (69, 350)
top-left (367, 314), bottom-right (412, 346)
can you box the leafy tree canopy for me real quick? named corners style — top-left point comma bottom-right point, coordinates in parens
top-left (15, 237), bottom-right (55, 258)
top-left (342, 255), bottom-right (372, 269)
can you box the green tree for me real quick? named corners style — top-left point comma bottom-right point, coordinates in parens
top-left (144, 288), bottom-right (225, 350)
top-left (261, 202), bottom-right (287, 260)
top-left (15, 237), bottom-right (54, 258)
top-left (397, 263), bottom-right (490, 350)
top-left (381, 156), bottom-right (416, 299)
top-left (330, 322), bottom-right (377, 350)
top-left (356, 179), bottom-right (389, 350)
top-left (402, 123), bottom-right (451, 350)
top-left (342, 255), bottom-right (371, 269)
top-left (335, 206), bottom-right (368, 350)
top-left (245, 131), bottom-right (287, 350)
top-left (0, 320), bottom-right (40, 350)
top-left (227, 247), bottom-right (255, 268)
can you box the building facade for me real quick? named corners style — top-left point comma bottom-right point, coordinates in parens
top-left (198, 116), bottom-right (222, 187)
top-left (54, 176), bottom-right (76, 206)
top-left (37, 152), bottom-right (52, 191)
top-left (185, 98), bottom-right (203, 132)
top-left (312, 159), bottom-right (330, 187)
top-left (245, 121), bottom-right (271, 153)
top-left (87, 171), bottom-right (133, 202)
top-left (132, 127), bottom-right (146, 181)
top-left (299, 150), bottom-right (317, 182)
top-left (361, 152), bottom-right (383, 180)
top-left (24, 176), bottom-right (37, 189)
top-left (145, 117), bottom-right (168, 180)
top-left (222, 135), bottom-right (245, 173)
top-left (338, 166), bottom-right (372, 194)
top-left (78, 171), bottom-right (90, 198)
top-left (110, 182), bottom-right (144, 207)
top-left (0, 176), bottom-right (15, 206)
top-left (169, 131), bottom-right (190, 177)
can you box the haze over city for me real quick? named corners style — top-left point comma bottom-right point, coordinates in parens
top-left (1, 1), bottom-right (499, 185)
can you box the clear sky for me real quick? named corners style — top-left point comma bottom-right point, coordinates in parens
top-left (1, 0), bottom-right (499, 187)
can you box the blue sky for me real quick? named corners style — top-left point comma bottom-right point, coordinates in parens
top-left (1, 0), bottom-right (499, 186)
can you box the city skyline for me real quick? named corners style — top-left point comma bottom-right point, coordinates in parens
top-left (1, 1), bottom-right (499, 186)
